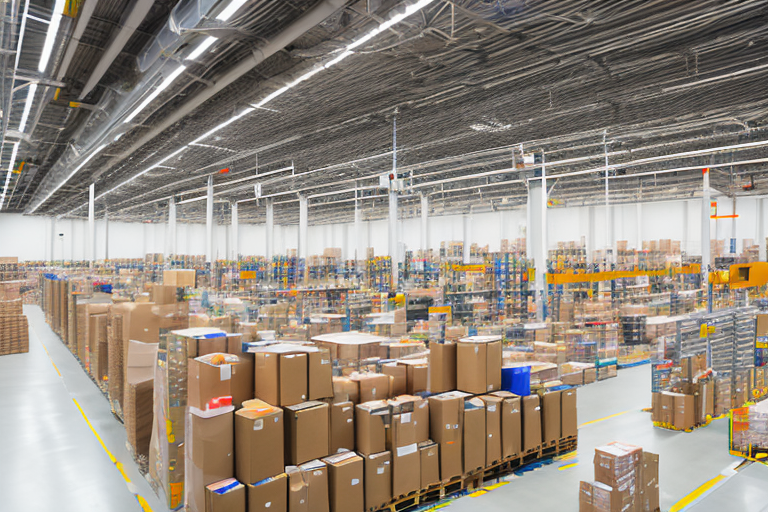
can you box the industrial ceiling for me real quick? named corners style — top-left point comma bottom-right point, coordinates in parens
top-left (2, 0), bottom-right (768, 226)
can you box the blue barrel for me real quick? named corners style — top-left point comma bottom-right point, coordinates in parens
top-left (501, 365), bottom-right (530, 396)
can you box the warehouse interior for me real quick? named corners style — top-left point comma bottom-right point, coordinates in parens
top-left (2, 1), bottom-right (768, 511)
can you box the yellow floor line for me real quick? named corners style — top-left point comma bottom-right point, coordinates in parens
top-left (558, 462), bottom-right (579, 471)
top-left (669, 474), bottom-right (726, 512)
top-left (579, 410), bottom-right (632, 428)
top-left (33, 327), bottom-right (61, 377)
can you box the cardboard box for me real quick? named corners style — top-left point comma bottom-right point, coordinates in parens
top-left (124, 378), bottom-right (153, 460)
top-left (490, 391), bottom-right (521, 459)
top-left (428, 342), bottom-right (457, 393)
top-left (364, 452), bottom-right (391, 510)
top-left (561, 388), bottom-right (578, 438)
top-left (350, 373), bottom-right (390, 403)
top-left (399, 359), bottom-right (429, 395)
top-left (419, 441), bottom-right (440, 489)
top-left (356, 401), bottom-right (389, 455)
top-left (188, 353), bottom-right (239, 411)
top-left (235, 405), bottom-right (284, 485)
top-left (382, 364), bottom-right (407, 396)
top-left (330, 401), bottom-right (355, 454)
top-left (583, 368), bottom-right (597, 384)
top-left (392, 442), bottom-right (420, 497)
top-left (254, 350), bottom-right (308, 406)
top-left (206, 478), bottom-right (245, 512)
top-left (593, 442), bottom-right (642, 486)
top-left (288, 467), bottom-right (309, 512)
top-left (522, 394), bottom-right (542, 453)
top-left (308, 349), bottom-right (333, 400)
top-left (247, 474), bottom-right (287, 512)
top-left (579, 481), bottom-right (594, 512)
top-left (186, 408), bottom-right (235, 512)
top-left (298, 460), bottom-right (329, 512)
top-left (387, 395), bottom-right (430, 444)
top-left (230, 354), bottom-right (254, 407)
top-left (428, 391), bottom-right (470, 480)
top-left (463, 398), bottom-right (486, 473)
top-left (457, 336), bottom-right (502, 394)
top-left (661, 392), bottom-right (674, 425)
top-left (541, 390), bottom-right (562, 444)
top-left (332, 377), bottom-right (359, 404)
top-left (164, 269), bottom-right (196, 287)
top-left (640, 452), bottom-right (660, 512)
top-left (651, 392), bottom-right (661, 423)
top-left (480, 395), bottom-right (503, 464)
top-left (285, 401), bottom-right (330, 465)
top-left (673, 393), bottom-right (695, 431)
top-left (151, 284), bottom-right (178, 305)
top-left (323, 452), bottom-right (364, 512)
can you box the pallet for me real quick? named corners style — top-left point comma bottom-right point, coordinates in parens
top-left (522, 447), bottom-right (541, 464)
top-left (557, 435), bottom-right (578, 454)
top-left (385, 490), bottom-right (420, 512)
top-left (541, 444), bottom-right (558, 458)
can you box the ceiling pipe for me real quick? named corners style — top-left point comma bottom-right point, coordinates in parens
top-left (78, 0), bottom-right (155, 99)
top-left (56, 0), bottom-right (97, 81)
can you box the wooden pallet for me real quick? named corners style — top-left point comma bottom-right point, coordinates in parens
top-left (557, 435), bottom-right (578, 454)
top-left (385, 490), bottom-right (420, 512)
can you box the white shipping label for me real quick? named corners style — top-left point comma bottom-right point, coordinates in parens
top-left (220, 364), bottom-right (232, 381)
top-left (265, 503), bottom-right (271, 508)
top-left (488, 405), bottom-right (497, 412)
top-left (342, 407), bottom-right (351, 412)
top-left (351, 479), bottom-right (360, 486)
top-left (445, 423), bottom-right (451, 430)
top-left (401, 413), bottom-right (411, 423)
top-left (397, 444), bottom-right (418, 457)
top-left (535, 406), bottom-right (541, 411)
top-left (321, 359), bottom-right (330, 365)
top-left (347, 418), bottom-right (353, 423)
top-left (377, 467), bottom-right (385, 475)
top-left (371, 388), bottom-right (377, 396)
top-left (474, 346), bottom-right (479, 354)
top-left (274, 417), bottom-right (279, 423)
top-left (254, 419), bottom-right (264, 431)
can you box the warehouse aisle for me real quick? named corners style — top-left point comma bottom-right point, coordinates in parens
top-left (0, 306), bottom-right (168, 512)
top-left (448, 365), bottom-right (742, 512)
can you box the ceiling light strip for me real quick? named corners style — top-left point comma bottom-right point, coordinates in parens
top-left (124, 65), bottom-right (187, 124)
top-left (0, 142), bottom-right (21, 209)
top-left (38, 0), bottom-right (66, 72)
top-left (17, 83), bottom-right (38, 133)
top-left (186, 36), bottom-right (217, 61)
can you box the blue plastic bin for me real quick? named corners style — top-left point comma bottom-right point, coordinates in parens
top-left (501, 365), bottom-right (530, 396)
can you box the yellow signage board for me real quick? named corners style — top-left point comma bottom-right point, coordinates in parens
top-left (239, 270), bottom-right (257, 280)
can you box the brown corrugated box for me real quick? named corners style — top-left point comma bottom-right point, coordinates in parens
top-left (188, 355), bottom-right (236, 411)
top-left (323, 452), bottom-right (364, 512)
top-left (541, 389), bottom-right (562, 444)
top-left (561, 388), bottom-right (578, 438)
top-left (579, 481), bottom-right (594, 512)
top-left (428, 391), bottom-right (469, 480)
top-left (522, 394), bottom-right (542, 452)
top-left (235, 404), bottom-right (284, 485)
top-left (419, 441), bottom-right (440, 489)
top-left (254, 351), bottom-right (308, 406)
top-left (247, 473), bottom-right (287, 512)
top-left (463, 398), bottom-right (486, 474)
top-left (388, 395), bottom-right (430, 444)
top-left (187, 409), bottom-right (235, 512)
top-left (356, 401), bottom-right (389, 455)
top-left (163, 269), bottom-right (196, 287)
top-left (298, 460), bottom-right (329, 512)
top-left (428, 342), bottom-right (457, 393)
top-left (206, 478), bottom-right (245, 512)
top-left (673, 393), bottom-right (695, 430)
top-left (329, 401), bottom-right (355, 454)
top-left (640, 451), bottom-right (659, 512)
top-left (350, 373), bottom-right (390, 403)
top-left (332, 376), bottom-right (359, 404)
top-left (364, 451), bottom-right (391, 510)
top-left (285, 401), bottom-right (330, 465)
top-left (308, 349), bottom-right (333, 400)
top-left (392, 442), bottom-right (420, 497)
top-left (489, 391), bottom-right (521, 459)
top-left (398, 359), bottom-right (429, 395)
top-left (480, 395), bottom-right (503, 464)
top-left (382, 363), bottom-right (407, 396)
top-left (230, 354), bottom-right (254, 407)
top-left (457, 336), bottom-right (502, 394)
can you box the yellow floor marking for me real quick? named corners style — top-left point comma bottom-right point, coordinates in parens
top-left (558, 462), bottom-right (579, 471)
top-left (483, 482), bottom-right (508, 490)
top-left (36, 330), bottom-right (61, 377)
top-left (469, 490), bottom-right (487, 497)
top-left (669, 474), bottom-right (726, 512)
top-left (579, 410), bottom-right (631, 428)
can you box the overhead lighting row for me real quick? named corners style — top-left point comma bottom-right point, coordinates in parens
top-left (61, 0), bottom-right (438, 216)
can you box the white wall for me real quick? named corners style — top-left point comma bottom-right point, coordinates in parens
top-left (1, 194), bottom-right (765, 261)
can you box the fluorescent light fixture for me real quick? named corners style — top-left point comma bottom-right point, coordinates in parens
top-left (38, 0), bottom-right (66, 72)
top-left (27, 14), bottom-right (49, 24)
top-left (0, 142), bottom-right (20, 210)
top-left (124, 65), bottom-right (187, 124)
top-left (28, 143), bottom-right (108, 213)
top-left (190, 108), bottom-right (255, 144)
top-left (18, 83), bottom-right (37, 133)
top-left (177, 195), bottom-right (207, 204)
top-left (324, 50), bottom-right (353, 69)
top-left (216, 0), bottom-right (248, 21)
top-left (186, 36), bottom-right (217, 61)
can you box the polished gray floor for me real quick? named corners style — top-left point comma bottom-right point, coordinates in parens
top-left (0, 306), bottom-right (168, 512)
top-left (0, 306), bottom-right (761, 512)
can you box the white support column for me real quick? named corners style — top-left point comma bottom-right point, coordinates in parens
top-left (104, 208), bottom-right (109, 260)
top-left (758, 198), bottom-right (766, 261)
top-left (702, 168), bottom-right (711, 311)
top-left (231, 202), bottom-right (239, 261)
top-left (354, 201), bottom-right (363, 261)
top-left (88, 183), bottom-right (95, 265)
top-left (266, 199), bottom-right (274, 259)
top-left (48, 217), bottom-right (55, 261)
top-left (527, 158), bottom-right (548, 321)
top-left (587, 206), bottom-right (595, 263)
top-left (167, 197), bottom-right (177, 257)
top-left (604, 135), bottom-right (612, 265)
top-left (206, 175), bottom-right (213, 263)
top-left (389, 189), bottom-right (399, 286)
top-left (731, 197), bottom-right (738, 254)
top-left (462, 213), bottom-right (471, 264)
top-left (299, 194), bottom-right (308, 259)
top-left (681, 201), bottom-right (689, 255)
top-left (420, 194), bottom-right (429, 255)
top-left (636, 202), bottom-right (643, 253)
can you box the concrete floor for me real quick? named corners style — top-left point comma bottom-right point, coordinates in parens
top-left (0, 305), bottom-right (762, 512)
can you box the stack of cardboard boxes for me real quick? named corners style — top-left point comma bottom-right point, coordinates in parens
top-left (651, 353), bottom-right (715, 431)
top-left (579, 443), bottom-right (659, 512)
top-left (0, 268), bottom-right (28, 355)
